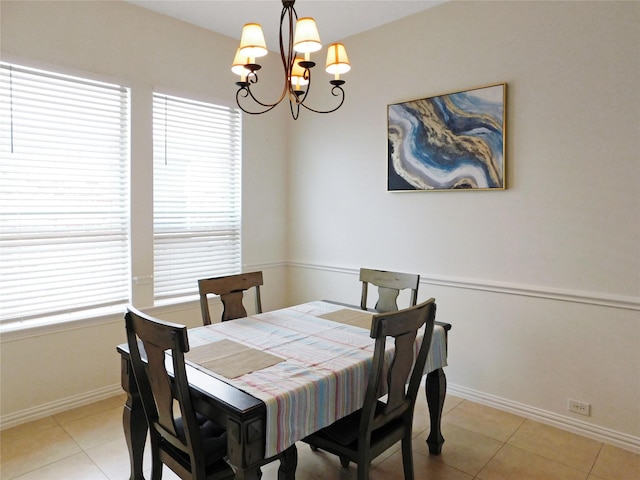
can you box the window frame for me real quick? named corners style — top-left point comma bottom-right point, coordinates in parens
top-left (0, 61), bottom-right (131, 330)
top-left (152, 92), bottom-right (243, 303)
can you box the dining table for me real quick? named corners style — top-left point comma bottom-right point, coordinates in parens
top-left (117, 300), bottom-right (450, 480)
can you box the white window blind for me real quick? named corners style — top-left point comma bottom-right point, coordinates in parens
top-left (153, 94), bottom-right (241, 301)
top-left (0, 63), bottom-right (130, 324)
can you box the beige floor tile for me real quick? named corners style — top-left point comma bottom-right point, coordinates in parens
top-left (85, 434), bottom-right (152, 480)
top-left (443, 400), bottom-right (525, 442)
top-left (413, 422), bottom-right (502, 476)
top-left (477, 444), bottom-right (588, 480)
top-left (0, 416), bottom-right (59, 444)
top-left (4, 393), bottom-right (634, 480)
top-left (53, 395), bottom-right (125, 426)
top-left (443, 394), bottom-right (464, 415)
top-left (410, 392), bottom-right (465, 450)
top-left (149, 465), bottom-right (181, 479)
top-left (60, 406), bottom-right (124, 450)
top-left (371, 449), bottom-right (473, 480)
top-left (412, 391), bottom-right (464, 435)
top-left (508, 420), bottom-right (601, 472)
top-left (262, 444), bottom-right (353, 480)
top-left (0, 425), bottom-right (82, 479)
top-left (243, 459), bottom-right (283, 480)
top-left (142, 465), bottom-right (180, 479)
top-left (413, 392), bottom-right (464, 431)
top-left (11, 452), bottom-right (108, 480)
top-left (373, 440), bottom-right (403, 467)
top-left (590, 443), bottom-right (640, 480)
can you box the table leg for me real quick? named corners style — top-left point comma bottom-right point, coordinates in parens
top-left (227, 418), bottom-right (265, 480)
top-left (121, 357), bottom-right (147, 480)
top-left (277, 445), bottom-right (298, 480)
top-left (425, 367), bottom-right (446, 455)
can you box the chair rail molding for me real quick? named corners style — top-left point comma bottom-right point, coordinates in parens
top-left (288, 262), bottom-right (640, 312)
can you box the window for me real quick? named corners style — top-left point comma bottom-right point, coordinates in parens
top-left (0, 62), bottom-right (130, 325)
top-left (152, 93), bottom-right (241, 301)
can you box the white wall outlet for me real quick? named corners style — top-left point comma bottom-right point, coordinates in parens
top-left (568, 399), bottom-right (591, 416)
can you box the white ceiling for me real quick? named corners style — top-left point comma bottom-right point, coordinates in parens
top-left (125, 0), bottom-right (445, 49)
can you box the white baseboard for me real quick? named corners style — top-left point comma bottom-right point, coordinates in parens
top-left (1, 384), bottom-right (123, 431)
top-left (447, 383), bottom-right (640, 454)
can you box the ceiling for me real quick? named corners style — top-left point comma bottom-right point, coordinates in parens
top-left (125, 0), bottom-right (445, 49)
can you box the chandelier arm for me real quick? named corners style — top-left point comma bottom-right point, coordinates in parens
top-left (281, 3), bottom-right (295, 104)
top-left (235, 87), bottom-right (280, 115)
top-left (241, 82), bottom-right (282, 109)
top-left (289, 66), bottom-right (311, 106)
top-left (298, 84), bottom-right (346, 114)
top-left (289, 99), bottom-right (301, 120)
top-left (283, 3), bottom-right (298, 110)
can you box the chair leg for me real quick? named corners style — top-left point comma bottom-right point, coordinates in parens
top-left (150, 456), bottom-right (163, 480)
top-left (149, 437), bottom-right (163, 480)
top-left (356, 460), bottom-right (370, 480)
top-left (401, 434), bottom-right (414, 480)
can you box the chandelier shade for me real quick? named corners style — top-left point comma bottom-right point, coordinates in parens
top-left (239, 23), bottom-right (268, 59)
top-left (290, 57), bottom-right (310, 87)
top-left (231, 48), bottom-right (251, 78)
top-left (293, 17), bottom-right (322, 54)
top-left (325, 43), bottom-right (351, 78)
top-left (231, 0), bottom-right (351, 119)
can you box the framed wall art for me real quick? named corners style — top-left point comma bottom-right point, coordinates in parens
top-left (388, 83), bottom-right (506, 191)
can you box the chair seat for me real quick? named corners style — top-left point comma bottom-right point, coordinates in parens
top-left (175, 416), bottom-right (227, 454)
top-left (167, 417), bottom-right (234, 479)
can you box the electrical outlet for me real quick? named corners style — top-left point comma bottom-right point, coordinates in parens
top-left (568, 399), bottom-right (591, 416)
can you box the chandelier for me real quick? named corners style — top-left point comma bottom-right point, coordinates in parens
top-left (231, 0), bottom-right (351, 120)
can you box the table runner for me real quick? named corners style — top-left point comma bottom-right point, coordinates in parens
top-left (186, 301), bottom-right (447, 458)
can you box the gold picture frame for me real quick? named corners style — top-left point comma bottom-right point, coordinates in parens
top-left (388, 83), bottom-right (506, 191)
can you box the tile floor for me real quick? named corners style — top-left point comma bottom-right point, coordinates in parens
top-left (1, 393), bottom-right (638, 479)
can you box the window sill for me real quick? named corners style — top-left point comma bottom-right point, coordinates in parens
top-left (0, 306), bottom-right (127, 342)
top-left (0, 296), bottom-right (205, 343)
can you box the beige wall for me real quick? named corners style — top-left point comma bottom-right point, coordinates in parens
top-left (1, 0), bottom-right (639, 453)
top-left (0, 0), bottom-right (289, 422)
top-left (286, 0), bottom-right (640, 450)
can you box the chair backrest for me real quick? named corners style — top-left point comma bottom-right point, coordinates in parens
top-left (361, 298), bottom-right (436, 442)
top-left (359, 268), bottom-right (420, 313)
top-left (125, 307), bottom-right (208, 476)
top-left (198, 271), bottom-right (263, 325)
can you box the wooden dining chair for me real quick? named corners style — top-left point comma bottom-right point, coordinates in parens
top-left (125, 307), bottom-right (235, 480)
top-left (359, 268), bottom-right (420, 313)
top-left (198, 271), bottom-right (263, 325)
top-left (302, 298), bottom-right (437, 480)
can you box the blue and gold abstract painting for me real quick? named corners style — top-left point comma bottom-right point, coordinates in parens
top-left (388, 83), bottom-right (506, 191)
